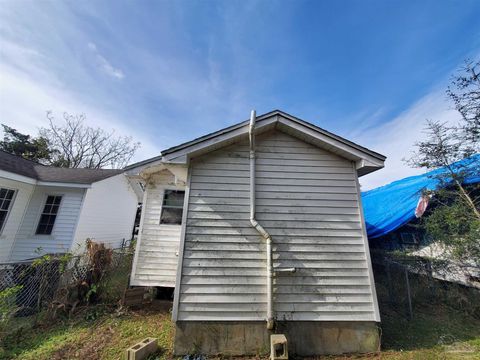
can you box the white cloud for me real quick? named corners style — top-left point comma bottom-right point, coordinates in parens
top-left (87, 42), bottom-right (125, 80)
top-left (0, 45), bottom-right (157, 164)
top-left (355, 89), bottom-right (459, 190)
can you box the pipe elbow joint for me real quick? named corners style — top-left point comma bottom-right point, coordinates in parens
top-left (266, 318), bottom-right (274, 330)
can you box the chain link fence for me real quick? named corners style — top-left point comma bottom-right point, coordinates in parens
top-left (0, 246), bottom-right (134, 321)
top-left (371, 250), bottom-right (480, 319)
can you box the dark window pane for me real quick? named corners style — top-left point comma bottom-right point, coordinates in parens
top-left (0, 188), bottom-right (15, 232)
top-left (1, 200), bottom-right (11, 210)
top-left (163, 190), bottom-right (185, 207)
top-left (5, 190), bottom-right (14, 200)
top-left (0, 211), bottom-right (6, 230)
top-left (160, 207), bottom-right (183, 224)
top-left (36, 195), bottom-right (61, 234)
top-left (48, 215), bottom-right (57, 225)
top-left (160, 190), bottom-right (185, 225)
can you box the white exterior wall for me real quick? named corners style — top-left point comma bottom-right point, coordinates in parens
top-left (9, 186), bottom-right (86, 261)
top-left (175, 130), bottom-right (379, 322)
top-left (0, 177), bottom-right (35, 262)
top-left (131, 170), bottom-right (185, 287)
top-left (73, 174), bottom-right (138, 252)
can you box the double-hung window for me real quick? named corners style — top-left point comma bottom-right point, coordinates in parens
top-left (160, 190), bottom-right (185, 225)
top-left (0, 188), bottom-right (16, 233)
top-left (36, 195), bottom-right (62, 235)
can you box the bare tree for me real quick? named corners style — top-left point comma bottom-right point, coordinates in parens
top-left (406, 60), bottom-right (480, 219)
top-left (407, 119), bottom-right (479, 219)
top-left (40, 112), bottom-right (140, 169)
top-left (447, 59), bottom-right (480, 149)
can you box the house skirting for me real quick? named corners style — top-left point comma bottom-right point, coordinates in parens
top-left (174, 321), bottom-right (380, 356)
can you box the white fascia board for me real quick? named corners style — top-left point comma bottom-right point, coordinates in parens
top-left (277, 117), bottom-right (385, 167)
top-left (0, 169), bottom-right (93, 188)
top-left (124, 157), bottom-right (165, 176)
top-left (0, 170), bottom-right (37, 185)
top-left (161, 114), bottom-right (385, 176)
top-left (162, 117), bottom-right (278, 162)
top-left (37, 181), bottom-right (91, 188)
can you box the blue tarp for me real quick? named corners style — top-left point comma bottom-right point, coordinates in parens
top-left (361, 154), bottom-right (480, 239)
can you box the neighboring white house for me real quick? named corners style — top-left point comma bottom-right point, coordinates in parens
top-left (127, 110), bottom-right (386, 356)
top-left (0, 151), bottom-right (139, 262)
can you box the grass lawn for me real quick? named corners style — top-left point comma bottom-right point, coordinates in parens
top-left (1, 299), bottom-right (479, 360)
top-left (0, 306), bottom-right (174, 360)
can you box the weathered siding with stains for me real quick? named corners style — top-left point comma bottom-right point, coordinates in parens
top-left (176, 130), bottom-right (379, 322)
top-left (131, 170), bottom-right (185, 287)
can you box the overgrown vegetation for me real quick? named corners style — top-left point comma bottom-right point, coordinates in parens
top-left (1, 296), bottom-right (478, 360)
top-left (0, 242), bottom-right (135, 358)
top-left (46, 240), bottom-right (133, 318)
top-left (2, 264), bottom-right (479, 359)
top-left (406, 59), bottom-right (480, 265)
top-left (0, 285), bottom-right (22, 338)
top-left (424, 189), bottom-right (480, 262)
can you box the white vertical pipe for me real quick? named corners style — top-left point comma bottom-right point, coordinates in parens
top-left (249, 110), bottom-right (274, 330)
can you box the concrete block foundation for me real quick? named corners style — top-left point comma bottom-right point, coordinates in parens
top-left (174, 321), bottom-right (380, 356)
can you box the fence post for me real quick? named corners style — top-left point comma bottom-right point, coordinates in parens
top-left (404, 268), bottom-right (413, 320)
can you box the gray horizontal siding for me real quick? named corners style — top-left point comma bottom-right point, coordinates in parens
top-left (176, 130), bottom-right (377, 322)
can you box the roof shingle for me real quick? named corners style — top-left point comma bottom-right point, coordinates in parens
top-left (0, 151), bottom-right (123, 184)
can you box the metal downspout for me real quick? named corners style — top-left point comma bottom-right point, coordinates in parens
top-left (249, 110), bottom-right (274, 330)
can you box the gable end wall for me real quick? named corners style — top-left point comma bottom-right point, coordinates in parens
top-left (175, 130), bottom-right (379, 322)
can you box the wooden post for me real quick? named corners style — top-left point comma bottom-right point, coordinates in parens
top-left (404, 268), bottom-right (413, 320)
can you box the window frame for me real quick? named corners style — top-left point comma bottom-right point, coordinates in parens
top-left (0, 187), bottom-right (17, 235)
top-left (160, 189), bottom-right (185, 225)
top-left (35, 194), bottom-right (63, 236)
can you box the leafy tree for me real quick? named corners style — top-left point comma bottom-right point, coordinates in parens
top-left (0, 125), bottom-right (53, 163)
top-left (424, 192), bottom-right (480, 263)
top-left (407, 59), bottom-right (480, 263)
top-left (40, 112), bottom-right (140, 169)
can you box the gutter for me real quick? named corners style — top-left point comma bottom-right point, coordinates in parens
top-left (248, 110), bottom-right (274, 330)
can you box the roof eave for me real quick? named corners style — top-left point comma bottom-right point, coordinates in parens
top-left (125, 110), bottom-right (386, 174)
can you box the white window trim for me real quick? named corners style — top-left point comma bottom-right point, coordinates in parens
top-left (0, 186), bottom-right (17, 235)
top-left (159, 187), bottom-right (185, 225)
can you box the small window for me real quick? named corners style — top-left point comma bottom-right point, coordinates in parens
top-left (0, 188), bottom-right (16, 233)
top-left (36, 195), bottom-right (62, 235)
top-left (160, 190), bottom-right (185, 225)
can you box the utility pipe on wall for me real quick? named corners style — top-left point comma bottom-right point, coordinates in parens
top-left (248, 110), bottom-right (274, 330)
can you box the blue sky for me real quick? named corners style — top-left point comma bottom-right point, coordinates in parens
top-left (1, 0), bottom-right (479, 188)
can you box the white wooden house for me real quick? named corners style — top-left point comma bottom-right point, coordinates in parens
top-left (126, 110), bottom-right (386, 356)
top-left (0, 151), bottom-right (139, 262)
